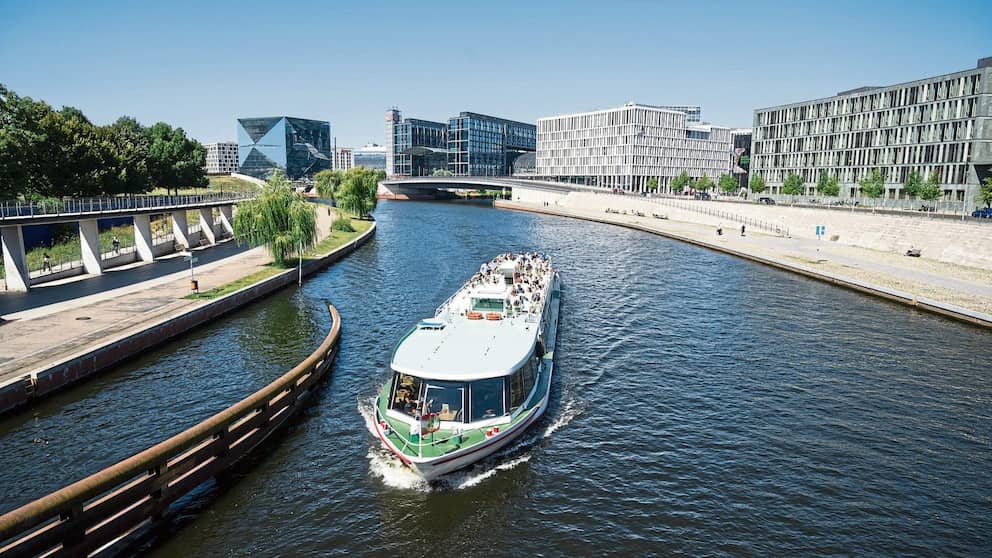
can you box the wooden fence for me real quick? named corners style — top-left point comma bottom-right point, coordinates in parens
top-left (0, 304), bottom-right (342, 557)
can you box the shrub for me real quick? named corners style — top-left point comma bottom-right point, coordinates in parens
top-left (331, 216), bottom-right (355, 232)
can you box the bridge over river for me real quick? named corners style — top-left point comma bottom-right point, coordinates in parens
top-left (0, 200), bottom-right (988, 556)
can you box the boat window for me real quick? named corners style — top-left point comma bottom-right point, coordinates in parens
top-left (471, 298), bottom-right (505, 312)
top-left (508, 358), bottom-right (537, 411)
top-left (389, 372), bottom-right (424, 418)
top-left (470, 377), bottom-right (506, 421)
top-left (424, 381), bottom-right (466, 422)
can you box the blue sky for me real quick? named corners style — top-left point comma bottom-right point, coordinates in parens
top-left (1, 0), bottom-right (989, 147)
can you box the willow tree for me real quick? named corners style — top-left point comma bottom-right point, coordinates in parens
top-left (336, 167), bottom-right (384, 218)
top-left (233, 170), bottom-right (316, 266)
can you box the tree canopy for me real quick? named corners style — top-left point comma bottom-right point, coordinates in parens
top-left (232, 170), bottom-right (316, 266)
top-left (782, 173), bottom-right (804, 196)
top-left (671, 171), bottom-right (691, 193)
top-left (749, 174), bottom-right (767, 194)
top-left (646, 177), bottom-right (658, 192)
top-left (0, 83), bottom-right (206, 200)
top-left (816, 172), bottom-right (840, 197)
top-left (693, 175), bottom-right (713, 192)
top-left (978, 176), bottom-right (992, 208)
top-left (858, 169), bottom-right (885, 199)
top-left (919, 171), bottom-right (942, 202)
top-left (314, 169), bottom-right (344, 201)
top-left (718, 174), bottom-right (737, 194)
top-left (902, 170), bottom-right (923, 199)
top-left (335, 167), bottom-right (384, 218)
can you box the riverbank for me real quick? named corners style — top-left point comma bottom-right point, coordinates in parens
top-left (0, 208), bottom-right (375, 415)
top-left (495, 199), bottom-right (992, 329)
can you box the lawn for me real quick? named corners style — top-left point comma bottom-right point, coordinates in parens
top-left (148, 175), bottom-right (260, 196)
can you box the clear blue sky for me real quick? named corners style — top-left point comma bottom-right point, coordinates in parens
top-left (2, 0), bottom-right (989, 147)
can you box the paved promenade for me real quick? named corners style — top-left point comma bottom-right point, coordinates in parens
top-left (497, 199), bottom-right (992, 324)
top-left (0, 207), bottom-right (336, 387)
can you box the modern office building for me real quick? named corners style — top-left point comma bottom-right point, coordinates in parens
top-left (237, 116), bottom-right (332, 180)
top-left (751, 57), bottom-right (992, 204)
top-left (354, 143), bottom-right (387, 170)
top-left (333, 147), bottom-right (354, 171)
top-left (447, 112), bottom-right (536, 176)
top-left (204, 142), bottom-right (238, 175)
top-left (535, 103), bottom-right (732, 192)
top-left (385, 109), bottom-right (449, 177)
top-left (656, 105), bottom-right (701, 123)
top-left (731, 129), bottom-right (752, 189)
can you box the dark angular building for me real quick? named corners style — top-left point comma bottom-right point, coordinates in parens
top-left (448, 112), bottom-right (536, 176)
top-left (386, 109), bottom-right (449, 177)
top-left (237, 116), bottom-right (332, 180)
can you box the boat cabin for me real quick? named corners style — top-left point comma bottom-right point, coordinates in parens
top-left (387, 356), bottom-right (537, 426)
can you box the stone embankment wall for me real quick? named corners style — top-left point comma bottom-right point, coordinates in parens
top-left (512, 186), bottom-right (992, 270)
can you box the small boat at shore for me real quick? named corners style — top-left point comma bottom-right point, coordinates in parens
top-left (372, 252), bottom-right (561, 481)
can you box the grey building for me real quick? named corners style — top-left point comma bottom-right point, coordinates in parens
top-left (237, 116), bottom-right (332, 180)
top-left (354, 143), bottom-right (387, 170)
top-left (385, 109), bottom-right (449, 177)
top-left (751, 57), bottom-right (992, 206)
top-left (447, 112), bottom-right (536, 176)
top-left (205, 142), bottom-right (238, 175)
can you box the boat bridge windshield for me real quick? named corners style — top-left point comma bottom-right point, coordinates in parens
top-left (388, 359), bottom-right (537, 423)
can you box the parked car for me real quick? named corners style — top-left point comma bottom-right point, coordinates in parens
top-left (694, 192), bottom-right (711, 200)
top-left (972, 207), bottom-right (992, 218)
top-left (758, 197), bottom-right (775, 205)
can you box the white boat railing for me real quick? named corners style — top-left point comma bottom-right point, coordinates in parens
top-left (377, 406), bottom-right (517, 459)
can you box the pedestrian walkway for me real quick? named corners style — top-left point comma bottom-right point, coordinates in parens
top-left (0, 206), bottom-right (336, 386)
top-left (501, 200), bottom-right (992, 317)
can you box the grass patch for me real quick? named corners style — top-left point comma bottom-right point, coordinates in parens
top-left (184, 265), bottom-right (285, 300)
top-left (148, 175), bottom-right (260, 196)
top-left (0, 222), bottom-right (152, 278)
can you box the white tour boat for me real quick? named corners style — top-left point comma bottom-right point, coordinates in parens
top-left (373, 252), bottom-right (561, 481)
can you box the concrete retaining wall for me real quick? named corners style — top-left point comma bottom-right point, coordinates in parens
top-left (0, 222), bottom-right (376, 416)
top-left (512, 186), bottom-right (992, 270)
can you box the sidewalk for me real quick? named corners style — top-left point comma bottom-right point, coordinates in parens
top-left (0, 207), bottom-right (336, 386)
top-left (499, 200), bottom-right (992, 320)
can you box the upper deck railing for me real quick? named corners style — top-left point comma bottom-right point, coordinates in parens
top-left (0, 192), bottom-right (254, 224)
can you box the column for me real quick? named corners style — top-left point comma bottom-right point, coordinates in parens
top-left (78, 219), bottom-right (103, 275)
top-left (198, 208), bottom-right (216, 245)
top-left (1, 225), bottom-right (30, 292)
top-left (133, 214), bottom-right (155, 262)
top-left (171, 211), bottom-right (189, 250)
top-left (218, 205), bottom-right (234, 238)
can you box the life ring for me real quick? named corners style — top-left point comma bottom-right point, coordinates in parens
top-left (486, 312), bottom-right (502, 321)
top-left (467, 311), bottom-right (483, 320)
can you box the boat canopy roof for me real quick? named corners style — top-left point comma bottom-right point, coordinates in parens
top-left (391, 316), bottom-right (538, 381)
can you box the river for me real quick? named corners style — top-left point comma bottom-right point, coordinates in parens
top-left (0, 200), bottom-right (989, 556)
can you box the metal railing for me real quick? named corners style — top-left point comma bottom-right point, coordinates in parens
top-left (0, 305), bottom-right (341, 558)
top-left (648, 197), bottom-right (790, 237)
top-left (0, 193), bottom-right (253, 222)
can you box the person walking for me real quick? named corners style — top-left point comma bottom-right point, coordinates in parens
top-left (42, 252), bottom-right (52, 273)
top-left (112, 235), bottom-right (120, 254)
top-left (717, 222), bottom-right (723, 236)
top-left (741, 224), bottom-right (746, 237)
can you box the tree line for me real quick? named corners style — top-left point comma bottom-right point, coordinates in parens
top-left (0, 83), bottom-right (207, 201)
top-left (313, 167), bottom-right (384, 218)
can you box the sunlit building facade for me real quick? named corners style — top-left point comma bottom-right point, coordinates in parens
top-left (447, 112), bottom-right (536, 176)
top-left (205, 142), bottom-right (238, 175)
top-left (354, 143), bottom-right (387, 170)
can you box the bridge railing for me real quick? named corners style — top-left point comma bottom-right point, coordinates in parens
top-left (0, 193), bottom-right (253, 221)
top-left (0, 305), bottom-right (342, 558)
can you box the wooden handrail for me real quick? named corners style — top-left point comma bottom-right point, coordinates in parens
top-left (0, 305), bottom-right (342, 557)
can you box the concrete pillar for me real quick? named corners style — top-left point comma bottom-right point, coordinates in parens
top-left (133, 214), bottom-right (155, 262)
top-left (218, 205), bottom-right (234, 238)
top-left (1, 225), bottom-right (30, 292)
top-left (171, 211), bottom-right (189, 249)
top-left (198, 208), bottom-right (216, 245)
top-left (78, 219), bottom-right (103, 275)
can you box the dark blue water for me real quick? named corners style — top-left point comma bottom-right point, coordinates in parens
top-left (0, 200), bottom-right (989, 556)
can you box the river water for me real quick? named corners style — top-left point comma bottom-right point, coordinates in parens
top-left (0, 200), bottom-right (989, 556)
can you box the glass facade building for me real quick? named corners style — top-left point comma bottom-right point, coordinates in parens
top-left (237, 116), bottom-right (332, 180)
top-left (353, 143), bottom-right (387, 170)
top-left (447, 112), bottom-right (536, 176)
top-left (389, 116), bottom-right (449, 177)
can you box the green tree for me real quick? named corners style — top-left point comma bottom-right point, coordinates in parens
top-left (232, 170), bottom-right (316, 266)
top-left (816, 172), bottom-right (840, 197)
top-left (902, 169), bottom-right (923, 199)
top-left (671, 170), bottom-right (691, 193)
top-left (0, 84), bottom-right (53, 199)
top-left (336, 167), bottom-right (384, 218)
top-left (145, 122), bottom-right (207, 195)
top-left (749, 174), bottom-right (767, 194)
top-left (919, 171), bottom-right (942, 204)
top-left (314, 169), bottom-right (344, 201)
top-left (100, 116), bottom-right (151, 195)
top-left (781, 173), bottom-right (804, 196)
top-left (718, 174), bottom-right (737, 195)
top-left (646, 177), bottom-right (658, 193)
top-left (858, 168), bottom-right (885, 201)
top-left (977, 176), bottom-right (992, 208)
top-left (694, 175), bottom-right (713, 192)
